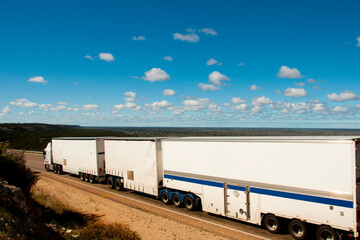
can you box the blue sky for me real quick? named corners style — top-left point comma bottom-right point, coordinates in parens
top-left (1, 0), bottom-right (360, 128)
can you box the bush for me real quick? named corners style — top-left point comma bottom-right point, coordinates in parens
top-left (74, 222), bottom-right (141, 240)
top-left (0, 142), bottom-right (38, 195)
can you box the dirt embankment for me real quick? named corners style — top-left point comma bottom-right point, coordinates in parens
top-left (34, 176), bottom-right (232, 240)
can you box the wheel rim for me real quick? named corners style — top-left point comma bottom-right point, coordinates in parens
top-left (162, 192), bottom-right (169, 203)
top-left (320, 230), bottom-right (334, 240)
top-left (291, 223), bottom-right (304, 237)
top-left (173, 195), bottom-right (180, 205)
top-left (267, 219), bottom-right (277, 230)
top-left (185, 198), bottom-right (193, 209)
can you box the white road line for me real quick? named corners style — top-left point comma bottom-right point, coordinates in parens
top-left (33, 168), bottom-right (272, 240)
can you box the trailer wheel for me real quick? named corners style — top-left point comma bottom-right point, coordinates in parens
top-left (79, 172), bottom-right (85, 181)
top-left (184, 195), bottom-right (196, 211)
top-left (84, 174), bottom-right (89, 182)
top-left (172, 193), bottom-right (182, 207)
top-left (53, 165), bottom-right (58, 173)
top-left (114, 178), bottom-right (123, 191)
top-left (57, 165), bottom-right (62, 174)
top-left (264, 214), bottom-right (281, 234)
top-left (316, 226), bottom-right (339, 240)
top-left (161, 191), bottom-right (171, 204)
top-left (89, 175), bottom-right (97, 183)
top-left (289, 219), bottom-right (307, 240)
top-left (107, 177), bottom-right (115, 189)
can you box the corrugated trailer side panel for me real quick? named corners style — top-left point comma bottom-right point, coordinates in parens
top-left (104, 140), bottom-right (159, 196)
top-left (52, 139), bottom-right (100, 176)
top-left (162, 139), bottom-right (356, 231)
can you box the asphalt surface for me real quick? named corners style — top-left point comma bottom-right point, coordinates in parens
top-left (25, 152), bottom-right (293, 240)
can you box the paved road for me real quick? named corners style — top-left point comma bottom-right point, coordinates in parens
top-left (25, 152), bottom-right (292, 240)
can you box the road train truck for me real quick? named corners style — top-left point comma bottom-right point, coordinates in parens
top-left (44, 136), bottom-right (360, 240)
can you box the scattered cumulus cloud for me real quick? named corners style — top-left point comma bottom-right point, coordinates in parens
top-left (294, 82), bottom-right (305, 87)
top-left (208, 71), bottom-right (229, 86)
top-left (85, 55), bottom-right (94, 60)
top-left (284, 88), bottom-right (308, 97)
top-left (10, 99), bottom-right (37, 108)
top-left (164, 56), bottom-right (173, 61)
top-left (206, 58), bottom-right (221, 66)
top-left (82, 104), bottom-right (98, 111)
top-left (163, 89), bottom-right (176, 96)
top-left (327, 90), bottom-right (360, 102)
top-left (99, 53), bottom-right (115, 62)
top-left (132, 36), bottom-right (146, 41)
top-left (277, 66), bottom-right (303, 79)
top-left (356, 37), bottom-right (360, 47)
top-left (124, 92), bottom-right (136, 98)
top-left (173, 33), bottom-right (200, 42)
top-left (143, 68), bottom-right (170, 82)
top-left (332, 106), bottom-right (347, 112)
top-left (182, 98), bottom-right (209, 111)
top-left (249, 84), bottom-right (259, 91)
top-left (252, 96), bottom-right (272, 106)
top-left (145, 100), bottom-right (171, 110)
top-left (56, 102), bottom-right (67, 105)
top-left (233, 104), bottom-right (247, 112)
top-left (231, 97), bottom-right (246, 104)
top-left (307, 78), bottom-right (317, 83)
top-left (112, 104), bottom-right (125, 110)
top-left (198, 83), bottom-right (220, 91)
top-left (0, 106), bottom-right (11, 117)
top-left (208, 103), bottom-right (221, 112)
top-left (238, 63), bottom-right (245, 66)
top-left (28, 76), bottom-right (47, 84)
top-left (198, 28), bottom-right (218, 36)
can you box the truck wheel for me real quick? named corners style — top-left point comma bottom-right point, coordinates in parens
top-left (289, 219), bottom-right (307, 240)
top-left (114, 178), bottom-right (122, 190)
top-left (79, 172), bottom-right (85, 181)
top-left (264, 214), bottom-right (281, 234)
top-left (57, 165), bottom-right (62, 174)
top-left (89, 175), bottom-right (97, 183)
top-left (53, 165), bottom-right (58, 173)
top-left (107, 177), bottom-right (115, 189)
top-left (161, 191), bottom-right (171, 204)
top-left (316, 226), bottom-right (339, 240)
top-left (184, 195), bottom-right (196, 211)
top-left (172, 193), bottom-right (182, 207)
top-left (84, 174), bottom-right (89, 182)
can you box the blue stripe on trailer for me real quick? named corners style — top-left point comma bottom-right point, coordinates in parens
top-left (251, 187), bottom-right (353, 209)
top-left (164, 173), bottom-right (353, 209)
top-left (164, 174), bottom-right (223, 188)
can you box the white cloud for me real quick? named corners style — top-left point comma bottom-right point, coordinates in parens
top-left (284, 88), bottom-right (308, 97)
top-left (207, 103), bottom-right (221, 112)
top-left (125, 102), bottom-right (136, 109)
top-left (294, 82), bottom-right (305, 87)
top-left (124, 91), bottom-right (136, 98)
top-left (99, 53), bottom-right (115, 62)
top-left (50, 105), bottom-right (66, 112)
top-left (312, 103), bottom-right (326, 111)
top-left (249, 84), bottom-right (259, 91)
top-left (10, 99), bottom-right (37, 108)
top-left (307, 78), bottom-right (317, 83)
top-left (238, 63), bottom-right (245, 66)
top-left (332, 106), bottom-right (347, 112)
top-left (82, 104), bottom-right (98, 111)
top-left (56, 102), bottom-right (67, 105)
top-left (356, 104), bottom-right (360, 109)
top-left (276, 90), bottom-right (282, 94)
top-left (0, 106), bottom-right (11, 117)
top-left (198, 28), bottom-right (218, 36)
top-left (85, 55), bottom-right (94, 60)
top-left (132, 36), bottom-right (146, 41)
top-left (29, 110), bottom-right (35, 114)
top-left (231, 97), bottom-right (246, 104)
top-left (19, 112), bottom-right (24, 115)
top-left (327, 90), bottom-right (360, 102)
top-left (356, 37), bottom-right (360, 47)
top-left (208, 71), bottom-right (229, 85)
top-left (28, 76), bottom-right (47, 84)
top-left (173, 33), bottom-right (200, 42)
top-left (143, 68), bottom-right (170, 82)
top-left (206, 58), bottom-right (220, 66)
top-left (182, 98), bottom-right (209, 111)
top-left (112, 104), bottom-right (125, 110)
top-left (233, 104), bottom-right (247, 112)
top-left (277, 66), bottom-right (303, 78)
top-left (252, 96), bottom-right (272, 106)
top-left (163, 89), bottom-right (176, 96)
top-left (146, 100), bottom-right (171, 110)
top-left (125, 97), bottom-right (135, 102)
top-left (164, 56), bottom-right (173, 61)
top-left (198, 83), bottom-right (220, 91)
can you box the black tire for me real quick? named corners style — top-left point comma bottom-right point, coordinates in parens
top-left (57, 165), bottom-right (62, 174)
top-left (89, 175), bottom-right (96, 183)
top-left (172, 193), bottom-right (182, 207)
top-left (84, 173), bottom-right (89, 182)
top-left (316, 226), bottom-right (339, 240)
top-left (79, 172), bottom-right (85, 181)
top-left (183, 195), bottom-right (196, 211)
top-left (264, 214), bottom-right (281, 234)
top-left (161, 191), bottom-right (171, 204)
top-left (114, 178), bottom-right (123, 191)
top-left (107, 177), bottom-right (115, 189)
top-left (289, 219), bottom-right (308, 240)
top-left (53, 164), bottom-right (58, 173)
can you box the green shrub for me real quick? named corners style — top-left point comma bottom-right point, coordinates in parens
top-left (0, 142), bottom-right (38, 195)
top-left (75, 222), bottom-right (141, 240)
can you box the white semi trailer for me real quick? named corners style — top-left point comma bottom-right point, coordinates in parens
top-left (44, 137), bottom-right (106, 183)
top-left (43, 136), bottom-right (360, 240)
